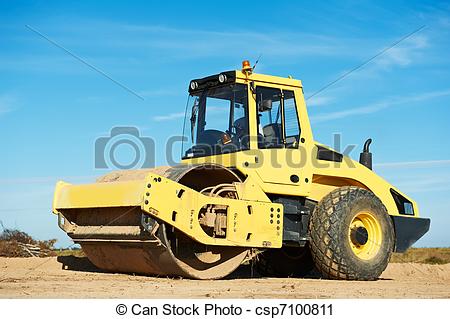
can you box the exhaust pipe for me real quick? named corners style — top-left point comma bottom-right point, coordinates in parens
top-left (359, 138), bottom-right (372, 170)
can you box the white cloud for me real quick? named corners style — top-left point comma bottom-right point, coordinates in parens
top-left (387, 172), bottom-right (450, 194)
top-left (22, 22), bottom-right (354, 64)
top-left (438, 16), bottom-right (450, 29)
top-left (311, 88), bottom-right (450, 123)
top-left (375, 34), bottom-right (428, 68)
top-left (116, 24), bottom-right (347, 58)
top-left (0, 94), bottom-right (16, 116)
top-left (375, 160), bottom-right (450, 194)
top-left (0, 175), bottom-right (97, 185)
top-left (153, 112), bottom-right (185, 122)
top-left (11, 20), bottom-right (432, 85)
top-left (312, 32), bottom-right (430, 91)
top-left (375, 159), bottom-right (450, 169)
top-left (300, 32), bottom-right (430, 108)
top-left (306, 96), bottom-right (334, 107)
top-left (139, 88), bottom-right (184, 97)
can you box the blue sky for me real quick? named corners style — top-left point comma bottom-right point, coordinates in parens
top-left (0, 0), bottom-right (449, 247)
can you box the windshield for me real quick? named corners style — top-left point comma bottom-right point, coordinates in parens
top-left (182, 83), bottom-right (249, 158)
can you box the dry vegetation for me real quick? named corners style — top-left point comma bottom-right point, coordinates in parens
top-left (0, 224), bottom-right (57, 258)
top-left (391, 248), bottom-right (450, 264)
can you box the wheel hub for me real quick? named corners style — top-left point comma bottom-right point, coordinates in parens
top-left (348, 211), bottom-right (383, 260)
top-left (350, 226), bottom-right (369, 246)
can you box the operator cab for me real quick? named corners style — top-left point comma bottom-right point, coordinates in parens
top-left (182, 71), bottom-right (250, 158)
top-left (182, 64), bottom-right (302, 159)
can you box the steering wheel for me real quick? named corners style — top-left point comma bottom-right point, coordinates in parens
top-left (232, 117), bottom-right (247, 139)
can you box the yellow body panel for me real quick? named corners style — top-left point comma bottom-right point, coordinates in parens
top-left (53, 180), bottom-right (145, 210)
top-left (141, 173), bottom-right (283, 248)
top-left (309, 153), bottom-right (419, 217)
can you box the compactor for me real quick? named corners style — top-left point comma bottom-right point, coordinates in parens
top-left (53, 61), bottom-right (430, 280)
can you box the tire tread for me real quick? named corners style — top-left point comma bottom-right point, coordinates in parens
top-left (309, 186), bottom-right (393, 280)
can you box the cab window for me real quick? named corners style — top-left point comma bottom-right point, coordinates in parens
top-left (256, 87), bottom-right (282, 148)
top-left (283, 90), bottom-right (300, 147)
top-left (256, 87), bottom-right (300, 149)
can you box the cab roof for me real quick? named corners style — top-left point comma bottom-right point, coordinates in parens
top-left (235, 70), bottom-right (303, 88)
top-left (188, 70), bottom-right (302, 94)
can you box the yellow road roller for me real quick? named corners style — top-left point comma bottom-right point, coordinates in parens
top-left (53, 61), bottom-right (430, 280)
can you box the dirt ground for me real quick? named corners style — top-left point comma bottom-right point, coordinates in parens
top-left (0, 256), bottom-right (449, 298)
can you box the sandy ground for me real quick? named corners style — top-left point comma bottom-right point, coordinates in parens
top-left (0, 256), bottom-right (449, 298)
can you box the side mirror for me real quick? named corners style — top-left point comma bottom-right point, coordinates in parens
top-left (258, 99), bottom-right (272, 112)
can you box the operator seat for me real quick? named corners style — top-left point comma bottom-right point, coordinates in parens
top-left (262, 123), bottom-right (282, 147)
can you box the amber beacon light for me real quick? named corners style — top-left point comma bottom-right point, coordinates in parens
top-left (242, 60), bottom-right (253, 73)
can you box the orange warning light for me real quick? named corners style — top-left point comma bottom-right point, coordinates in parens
top-left (242, 60), bottom-right (252, 73)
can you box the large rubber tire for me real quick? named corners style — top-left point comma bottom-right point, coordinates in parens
top-left (256, 246), bottom-right (314, 278)
top-left (309, 186), bottom-right (394, 280)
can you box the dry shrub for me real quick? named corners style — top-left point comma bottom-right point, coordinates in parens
top-left (0, 228), bottom-right (57, 257)
top-left (423, 256), bottom-right (447, 265)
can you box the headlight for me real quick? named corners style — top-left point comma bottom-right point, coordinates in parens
top-left (218, 74), bottom-right (227, 83)
top-left (190, 81), bottom-right (198, 90)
